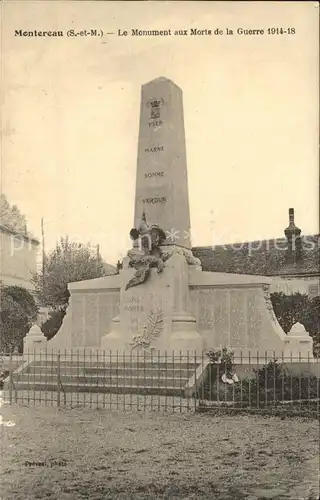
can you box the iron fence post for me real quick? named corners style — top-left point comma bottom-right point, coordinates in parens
top-left (193, 351), bottom-right (197, 412)
top-left (186, 350), bottom-right (190, 412)
top-left (256, 351), bottom-right (260, 409)
top-left (264, 350), bottom-right (268, 408)
top-left (298, 351), bottom-right (302, 410)
top-left (290, 351), bottom-right (293, 408)
top-left (281, 351), bottom-right (285, 404)
top-left (123, 350), bottom-right (126, 411)
top-left (240, 350), bottom-right (243, 408)
top-left (143, 350), bottom-right (146, 412)
top-left (9, 348), bottom-right (13, 404)
top-left (172, 350), bottom-right (175, 412)
top-left (89, 349), bottom-right (93, 408)
top-left (273, 351), bottom-right (276, 407)
top-left (157, 350), bottom-right (160, 411)
top-left (248, 350), bottom-right (251, 409)
top-left (96, 350), bottom-right (99, 409)
top-left (57, 352), bottom-right (61, 407)
top-left (317, 357), bottom-right (319, 417)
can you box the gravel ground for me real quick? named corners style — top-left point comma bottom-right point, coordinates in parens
top-left (0, 401), bottom-right (319, 500)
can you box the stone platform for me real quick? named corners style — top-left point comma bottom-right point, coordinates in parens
top-left (46, 249), bottom-right (313, 359)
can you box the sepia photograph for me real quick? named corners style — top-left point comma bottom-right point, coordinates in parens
top-left (0, 1), bottom-right (319, 499)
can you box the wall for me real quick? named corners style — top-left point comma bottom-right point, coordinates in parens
top-left (188, 268), bottom-right (313, 357)
top-left (48, 275), bottom-right (121, 350)
top-left (189, 276), bottom-right (286, 355)
top-left (270, 276), bottom-right (319, 297)
top-left (0, 227), bottom-right (39, 290)
top-left (47, 266), bottom-right (313, 359)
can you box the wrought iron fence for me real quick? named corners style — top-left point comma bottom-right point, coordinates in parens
top-left (1, 349), bottom-right (319, 415)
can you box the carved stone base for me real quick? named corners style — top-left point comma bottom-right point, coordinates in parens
top-left (169, 312), bottom-right (202, 352)
top-left (100, 316), bottom-right (127, 352)
top-left (101, 251), bottom-right (203, 353)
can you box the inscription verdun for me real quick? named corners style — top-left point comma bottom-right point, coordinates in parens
top-left (144, 172), bottom-right (164, 178)
top-left (134, 77), bottom-right (191, 247)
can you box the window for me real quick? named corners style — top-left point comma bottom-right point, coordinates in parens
top-left (308, 283), bottom-right (319, 299)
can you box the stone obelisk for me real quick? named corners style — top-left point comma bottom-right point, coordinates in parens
top-left (134, 77), bottom-right (191, 248)
top-left (101, 76), bottom-right (202, 353)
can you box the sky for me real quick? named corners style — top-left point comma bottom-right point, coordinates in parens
top-left (1, 1), bottom-right (319, 265)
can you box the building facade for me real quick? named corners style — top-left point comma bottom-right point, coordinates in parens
top-left (0, 224), bottom-right (39, 291)
top-left (192, 209), bottom-right (319, 297)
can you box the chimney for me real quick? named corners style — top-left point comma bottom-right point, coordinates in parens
top-left (284, 208), bottom-right (302, 264)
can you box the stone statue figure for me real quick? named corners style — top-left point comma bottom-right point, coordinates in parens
top-left (125, 212), bottom-right (201, 290)
top-left (125, 212), bottom-right (170, 290)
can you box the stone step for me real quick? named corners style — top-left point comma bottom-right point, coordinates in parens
top-left (9, 358), bottom-right (201, 398)
top-left (23, 366), bottom-right (195, 378)
top-left (25, 361), bottom-right (199, 370)
top-left (12, 374), bottom-right (189, 388)
top-left (7, 381), bottom-right (185, 396)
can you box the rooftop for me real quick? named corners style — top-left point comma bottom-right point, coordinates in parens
top-left (0, 223), bottom-right (40, 245)
top-left (192, 208), bottom-right (319, 278)
top-left (192, 234), bottom-right (319, 278)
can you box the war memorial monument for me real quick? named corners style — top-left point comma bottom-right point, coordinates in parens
top-left (26, 76), bottom-right (310, 360)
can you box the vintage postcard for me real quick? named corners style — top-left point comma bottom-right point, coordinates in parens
top-left (1, 1), bottom-right (319, 499)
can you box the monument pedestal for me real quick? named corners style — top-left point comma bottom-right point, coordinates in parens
top-left (23, 324), bottom-right (47, 358)
top-left (284, 322), bottom-right (314, 358)
top-left (101, 251), bottom-right (202, 353)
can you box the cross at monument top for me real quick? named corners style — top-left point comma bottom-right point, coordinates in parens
top-left (134, 77), bottom-right (191, 248)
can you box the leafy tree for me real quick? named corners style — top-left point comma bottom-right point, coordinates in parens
top-left (0, 193), bottom-right (10, 219)
top-left (270, 292), bottom-right (310, 333)
top-left (304, 296), bottom-right (320, 356)
top-left (304, 296), bottom-right (320, 335)
top-left (32, 237), bottom-right (116, 340)
top-left (0, 194), bottom-right (28, 234)
top-left (33, 237), bottom-right (115, 309)
top-left (40, 309), bottom-right (66, 341)
top-left (271, 292), bottom-right (320, 356)
top-left (0, 286), bottom-right (38, 352)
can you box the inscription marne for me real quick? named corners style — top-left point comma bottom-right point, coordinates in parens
top-left (144, 146), bottom-right (164, 153)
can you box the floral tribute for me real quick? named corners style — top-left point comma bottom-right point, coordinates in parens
top-left (205, 347), bottom-right (239, 385)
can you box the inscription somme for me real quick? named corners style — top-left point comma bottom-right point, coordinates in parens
top-left (142, 197), bottom-right (166, 204)
top-left (144, 172), bottom-right (164, 178)
top-left (144, 146), bottom-right (164, 153)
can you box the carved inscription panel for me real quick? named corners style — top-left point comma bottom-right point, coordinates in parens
top-left (84, 294), bottom-right (99, 347)
top-left (198, 290), bottom-right (215, 331)
top-left (71, 295), bottom-right (85, 347)
top-left (99, 292), bottom-right (120, 339)
top-left (230, 290), bottom-right (248, 347)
